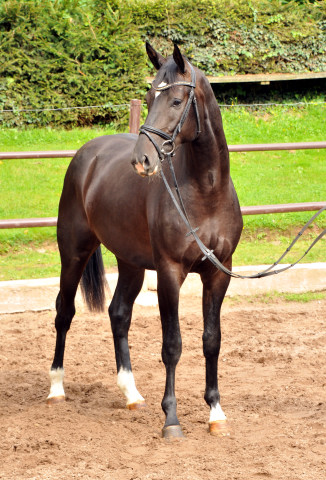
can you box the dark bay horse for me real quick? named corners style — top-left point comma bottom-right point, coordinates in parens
top-left (47, 43), bottom-right (243, 438)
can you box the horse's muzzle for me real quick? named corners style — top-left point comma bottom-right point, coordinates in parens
top-left (131, 154), bottom-right (159, 177)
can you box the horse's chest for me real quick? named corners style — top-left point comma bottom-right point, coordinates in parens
top-left (153, 208), bottom-right (232, 264)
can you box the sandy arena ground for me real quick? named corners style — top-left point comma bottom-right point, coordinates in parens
top-left (0, 292), bottom-right (325, 480)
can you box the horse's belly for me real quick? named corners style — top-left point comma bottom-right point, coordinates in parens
top-left (95, 218), bottom-right (155, 270)
top-left (86, 175), bottom-right (155, 269)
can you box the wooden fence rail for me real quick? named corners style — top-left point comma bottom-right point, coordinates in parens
top-left (1, 202), bottom-right (325, 230)
top-left (1, 141), bottom-right (326, 160)
top-left (0, 98), bottom-right (325, 229)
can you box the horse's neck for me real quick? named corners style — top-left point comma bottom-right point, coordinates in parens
top-left (186, 102), bottom-right (230, 190)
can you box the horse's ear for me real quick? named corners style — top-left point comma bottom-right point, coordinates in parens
top-left (173, 44), bottom-right (186, 74)
top-left (146, 42), bottom-right (166, 70)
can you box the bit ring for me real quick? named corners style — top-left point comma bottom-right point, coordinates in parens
top-left (161, 140), bottom-right (175, 156)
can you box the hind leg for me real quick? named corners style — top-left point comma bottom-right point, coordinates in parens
top-left (109, 260), bottom-right (146, 409)
top-left (47, 221), bottom-right (99, 405)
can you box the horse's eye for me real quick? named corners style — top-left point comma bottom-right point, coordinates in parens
top-left (172, 98), bottom-right (182, 107)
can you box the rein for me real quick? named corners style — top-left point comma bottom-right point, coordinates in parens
top-left (162, 158), bottom-right (326, 279)
top-left (139, 65), bottom-right (326, 279)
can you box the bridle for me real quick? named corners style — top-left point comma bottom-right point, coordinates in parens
top-left (139, 62), bottom-right (201, 160)
top-left (138, 62), bottom-right (326, 279)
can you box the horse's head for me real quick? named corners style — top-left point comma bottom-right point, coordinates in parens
top-left (132, 43), bottom-right (202, 177)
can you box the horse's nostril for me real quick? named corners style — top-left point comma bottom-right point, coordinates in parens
top-left (142, 155), bottom-right (150, 169)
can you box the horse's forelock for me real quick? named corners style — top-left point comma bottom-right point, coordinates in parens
top-left (155, 57), bottom-right (187, 86)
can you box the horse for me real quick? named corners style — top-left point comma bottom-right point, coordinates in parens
top-left (47, 42), bottom-right (243, 439)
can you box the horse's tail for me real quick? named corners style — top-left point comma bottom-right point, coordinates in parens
top-left (80, 246), bottom-right (108, 312)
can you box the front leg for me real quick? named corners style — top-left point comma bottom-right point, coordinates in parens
top-left (157, 262), bottom-right (185, 439)
top-left (201, 263), bottom-right (232, 436)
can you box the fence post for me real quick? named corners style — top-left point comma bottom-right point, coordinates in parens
top-left (129, 99), bottom-right (141, 134)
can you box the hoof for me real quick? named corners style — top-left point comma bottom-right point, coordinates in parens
top-left (162, 425), bottom-right (184, 440)
top-left (209, 419), bottom-right (230, 437)
top-left (127, 400), bottom-right (146, 410)
top-left (46, 395), bottom-right (65, 406)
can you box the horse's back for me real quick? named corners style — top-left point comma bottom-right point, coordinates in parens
top-left (68, 133), bottom-right (137, 176)
top-left (58, 133), bottom-right (137, 227)
top-left (59, 133), bottom-right (138, 210)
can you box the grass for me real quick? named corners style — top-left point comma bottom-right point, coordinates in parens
top-left (1, 126), bottom-right (117, 151)
top-left (0, 126), bottom-right (116, 246)
top-left (0, 242), bottom-right (117, 281)
top-left (225, 289), bottom-right (326, 305)
top-left (223, 104), bottom-right (326, 229)
top-left (0, 104), bottom-right (325, 280)
top-left (280, 290), bottom-right (326, 303)
top-left (233, 227), bottom-right (325, 266)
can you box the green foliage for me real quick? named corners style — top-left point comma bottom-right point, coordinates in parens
top-left (0, 0), bottom-right (148, 127)
top-left (0, 0), bottom-right (325, 128)
top-left (128, 0), bottom-right (326, 76)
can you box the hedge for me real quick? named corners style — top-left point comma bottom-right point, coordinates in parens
top-left (0, 0), bottom-right (325, 127)
top-left (0, 0), bottom-right (148, 127)
top-left (129, 0), bottom-right (326, 76)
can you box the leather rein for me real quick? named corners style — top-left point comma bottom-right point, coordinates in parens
top-left (139, 64), bottom-right (326, 279)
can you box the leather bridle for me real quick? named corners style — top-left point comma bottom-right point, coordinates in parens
top-left (138, 62), bottom-right (326, 279)
top-left (139, 62), bottom-right (201, 161)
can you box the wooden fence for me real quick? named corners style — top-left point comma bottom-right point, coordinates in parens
top-left (1, 99), bottom-right (325, 229)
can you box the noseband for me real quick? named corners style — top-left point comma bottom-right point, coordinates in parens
top-left (139, 62), bottom-right (201, 160)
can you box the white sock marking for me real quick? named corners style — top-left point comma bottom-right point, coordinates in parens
top-left (47, 368), bottom-right (65, 400)
top-left (209, 403), bottom-right (227, 423)
top-left (117, 368), bottom-right (144, 406)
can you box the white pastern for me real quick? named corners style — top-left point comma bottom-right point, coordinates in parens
top-left (209, 403), bottom-right (227, 423)
top-left (117, 368), bottom-right (144, 406)
top-left (47, 368), bottom-right (65, 400)
top-left (155, 82), bottom-right (167, 98)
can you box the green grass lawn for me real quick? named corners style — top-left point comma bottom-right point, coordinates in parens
top-left (223, 104), bottom-right (326, 229)
top-left (0, 104), bottom-right (325, 280)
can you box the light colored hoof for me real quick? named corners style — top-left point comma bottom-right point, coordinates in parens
top-left (162, 425), bottom-right (184, 440)
top-left (126, 400), bottom-right (147, 410)
top-left (209, 419), bottom-right (230, 436)
top-left (46, 395), bottom-right (65, 406)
